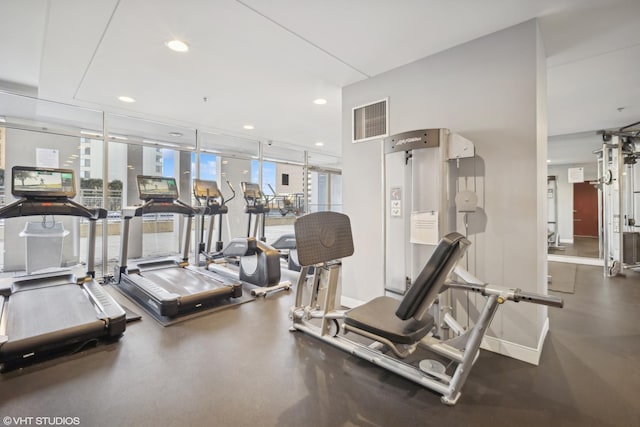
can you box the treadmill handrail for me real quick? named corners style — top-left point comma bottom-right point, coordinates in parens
top-left (0, 198), bottom-right (107, 220)
top-left (123, 198), bottom-right (195, 218)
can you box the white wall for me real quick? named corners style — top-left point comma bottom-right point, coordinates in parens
top-left (342, 20), bottom-right (548, 363)
top-left (275, 163), bottom-right (304, 194)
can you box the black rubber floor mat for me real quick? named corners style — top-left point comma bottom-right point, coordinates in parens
top-left (109, 284), bottom-right (256, 327)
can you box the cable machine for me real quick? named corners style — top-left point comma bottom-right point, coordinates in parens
top-left (547, 176), bottom-right (564, 250)
top-left (383, 128), bottom-right (475, 337)
top-left (597, 120), bottom-right (640, 276)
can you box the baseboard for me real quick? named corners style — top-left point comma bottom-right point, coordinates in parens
top-left (340, 295), bottom-right (365, 309)
top-left (559, 238), bottom-right (574, 244)
top-left (480, 317), bottom-right (549, 365)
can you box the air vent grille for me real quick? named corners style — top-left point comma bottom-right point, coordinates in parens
top-left (352, 98), bottom-right (388, 142)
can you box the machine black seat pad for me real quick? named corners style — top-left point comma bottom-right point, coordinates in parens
top-left (345, 296), bottom-right (434, 345)
top-left (294, 212), bottom-right (354, 266)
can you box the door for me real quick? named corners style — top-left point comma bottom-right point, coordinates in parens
top-left (573, 182), bottom-right (598, 237)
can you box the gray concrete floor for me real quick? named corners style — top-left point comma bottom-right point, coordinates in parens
top-left (549, 236), bottom-right (600, 258)
top-left (1, 261), bottom-right (639, 426)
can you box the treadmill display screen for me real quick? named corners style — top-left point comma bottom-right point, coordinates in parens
top-left (137, 175), bottom-right (179, 201)
top-left (12, 166), bottom-right (76, 198)
top-left (193, 179), bottom-right (221, 199)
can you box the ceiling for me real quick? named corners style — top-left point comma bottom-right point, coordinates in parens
top-left (0, 0), bottom-right (638, 161)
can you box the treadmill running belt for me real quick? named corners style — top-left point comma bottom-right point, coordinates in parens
top-left (140, 267), bottom-right (232, 296)
top-left (2, 284), bottom-right (105, 357)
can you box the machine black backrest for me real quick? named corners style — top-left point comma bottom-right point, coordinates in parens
top-left (395, 232), bottom-right (470, 321)
top-left (294, 212), bottom-right (354, 266)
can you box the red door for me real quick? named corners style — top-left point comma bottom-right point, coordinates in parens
top-left (573, 182), bottom-right (598, 237)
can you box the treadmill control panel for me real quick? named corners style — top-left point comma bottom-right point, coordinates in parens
top-left (137, 175), bottom-right (179, 201)
top-left (12, 166), bottom-right (76, 199)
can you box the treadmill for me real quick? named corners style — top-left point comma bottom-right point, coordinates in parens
top-left (0, 166), bottom-right (126, 372)
top-left (114, 175), bottom-right (242, 318)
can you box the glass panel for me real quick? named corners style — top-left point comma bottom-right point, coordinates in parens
top-left (0, 91), bottom-right (103, 138)
top-left (309, 170), bottom-right (329, 213)
top-left (218, 155), bottom-right (252, 245)
top-left (307, 151), bottom-right (342, 169)
top-left (264, 162), bottom-right (304, 242)
top-left (199, 152), bottom-right (218, 181)
top-left (0, 125), bottom-right (5, 271)
top-left (200, 132), bottom-right (259, 159)
top-left (109, 142), bottom-right (193, 269)
top-left (106, 116), bottom-right (196, 272)
top-left (106, 113), bottom-right (196, 150)
top-left (197, 133), bottom-right (259, 246)
top-left (0, 93), bottom-right (344, 275)
top-left (1, 128), bottom-right (100, 276)
top-left (330, 173), bottom-right (343, 213)
top-left (308, 151), bottom-right (342, 214)
top-left (307, 170), bottom-right (341, 213)
top-left (263, 142), bottom-right (305, 164)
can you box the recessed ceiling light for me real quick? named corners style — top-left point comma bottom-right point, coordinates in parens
top-left (118, 96), bottom-right (136, 103)
top-left (313, 98), bottom-right (327, 105)
top-left (315, 142), bottom-right (324, 146)
top-left (169, 132), bottom-right (183, 137)
top-left (547, 160), bottom-right (551, 163)
top-left (166, 40), bottom-right (189, 52)
top-left (243, 124), bottom-right (254, 130)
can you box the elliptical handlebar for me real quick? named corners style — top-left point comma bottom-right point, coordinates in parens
top-left (223, 180), bottom-right (236, 206)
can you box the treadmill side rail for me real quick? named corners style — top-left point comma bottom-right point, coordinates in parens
top-left (82, 280), bottom-right (126, 336)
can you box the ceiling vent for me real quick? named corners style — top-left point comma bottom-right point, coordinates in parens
top-left (352, 98), bottom-right (388, 143)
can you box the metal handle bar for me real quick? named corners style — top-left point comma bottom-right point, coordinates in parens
top-left (448, 282), bottom-right (564, 308)
top-left (513, 290), bottom-right (564, 308)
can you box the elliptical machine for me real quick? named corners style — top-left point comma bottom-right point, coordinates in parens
top-left (193, 179), bottom-right (290, 297)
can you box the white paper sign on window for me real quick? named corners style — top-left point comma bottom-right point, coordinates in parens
top-left (36, 148), bottom-right (59, 168)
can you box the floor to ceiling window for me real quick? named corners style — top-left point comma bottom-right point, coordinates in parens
top-left (0, 91), bottom-right (342, 279)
